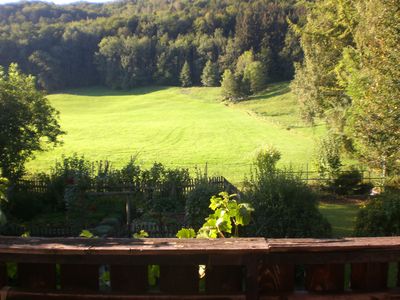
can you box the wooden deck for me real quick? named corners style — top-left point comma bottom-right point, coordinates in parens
top-left (0, 236), bottom-right (399, 299)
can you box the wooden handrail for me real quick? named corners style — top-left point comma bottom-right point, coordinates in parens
top-left (0, 236), bottom-right (399, 299)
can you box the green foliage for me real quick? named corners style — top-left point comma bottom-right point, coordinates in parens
top-left (245, 61), bottom-right (266, 94)
top-left (133, 230), bottom-right (149, 238)
top-left (0, 177), bottom-right (7, 225)
top-left (315, 134), bottom-right (342, 179)
top-left (21, 231), bottom-right (30, 238)
top-left (176, 228), bottom-right (196, 238)
top-left (331, 169), bottom-right (363, 195)
top-left (220, 69), bottom-right (241, 101)
top-left (197, 192), bottom-right (254, 238)
top-left (245, 147), bottom-right (332, 238)
top-left (344, 0), bottom-right (400, 176)
top-left (79, 229), bottom-right (95, 238)
top-left (0, 1), bottom-right (298, 91)
top-left (201, 60), bottom-right (219, 87)
top-left (221, 50), bottom-right (267, 101)
top-left (354, 192), bottom-right (400, 237)
top-left (291, 0), bottom-right (354, 131)
top-left (0, 177), bottom-right (7, 203)
top-left (293, 0), bottom-right (400, 175)
top-left (180, 61), bottom-right (192, 87)
top-left (0, 64), bottom-right (64, 180)
top-left (185, 177), bottom-right (220, 230)
top-left (148, 265), bottom-right (160, 287)
top-left (178, 192), bottom-right (253, 239)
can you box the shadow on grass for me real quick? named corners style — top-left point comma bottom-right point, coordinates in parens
top-left (246, 82), bottom-right (291, 102)
top-left (58, 85), bottom-right (173, 97)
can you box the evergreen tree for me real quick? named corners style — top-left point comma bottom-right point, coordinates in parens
top-left (180, 61), bottom-right (192, 87)
top-left (201, 60), bottom-right (219, 87)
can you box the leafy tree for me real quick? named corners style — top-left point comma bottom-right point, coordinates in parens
top-left (343, 0), bottom-right (400, 176)
top-left (201, 60), bottom-right (219, 87)
top-left (244, 61), bottom-right (266, 94)
top-left (220, 69), bottom-right (241, 101)
top-left (179, 61), bottom-right (192, 87)
top-left (291, 0), bottom-right (356, 131)
top-left (0, 63), bottom-right (64, 179)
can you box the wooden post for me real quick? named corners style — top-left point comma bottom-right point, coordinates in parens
top-left (126, 195), bottom-right (131, 235)
top-left (110, 265), bottom-right (147, 293)
top-left (206, 265), bottom-right (243, 294)
top-left (305, 264), bottom-right (345, 292)
top-left (60, 264), bottom-right (99, 292)
top-left (159, 265), bottom-right (199, 294)
top-left (258, 263), bottom-right (294, 294)
top-left (0, 262), bottom-right (7, 288)
top-left (18, 263), bottom-right (56, 290)
top-left (351, 262), bottom-right (388, 291)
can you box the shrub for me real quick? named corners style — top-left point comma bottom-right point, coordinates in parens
top-left (140, 163), bottom-right (190, 214)
top-left (315, 134), bottom-right (342, 179)
top-left (244, 147), bottom-right (331, 238)
top-left (185, 180), bottom-right (220, 230)
top-left (330, 169), bottom-right (363, 195)
top-left (354, 191), bottom-right (400, 236)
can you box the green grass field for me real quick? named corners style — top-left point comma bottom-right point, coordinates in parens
top-left (28, 83), bottom-right (324, 183)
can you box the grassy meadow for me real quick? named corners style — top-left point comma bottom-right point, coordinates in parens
top-left (28, 82), bottom-right (324, 183)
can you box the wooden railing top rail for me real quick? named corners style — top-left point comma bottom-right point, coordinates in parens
top-left (0, 236), bottom-right (400, 299)
top-left (1, 236), bottom-right (400, 255)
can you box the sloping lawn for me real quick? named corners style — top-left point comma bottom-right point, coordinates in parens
top-left (28, 83), bottom-right (321, 183)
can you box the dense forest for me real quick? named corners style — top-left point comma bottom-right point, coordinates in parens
top-left (0, 0), bottom-right (302, 91)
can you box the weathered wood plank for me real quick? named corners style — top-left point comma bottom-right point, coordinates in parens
top-left (1, 237), bottom-right (400, 256)
top-left (0, 262), bottom-right (7, 287)
top-left (159, 265), bottom-right (199, 294)
top-left (109, 265), bottom-right (147, 293)
top-left (0, 237), bottom-right (268, 255)
top-left (258, 263), bottom-right (294, 293)
top-left (205, 265), bottom-right (243, 293)
top-left (17, 263), bottom-right (56, 290)
top-left (305, 264), bottom-right (344, 292)
top-left (0, 289), bottom-right (247, 299)
top-left (60, 264), bottom-right (99, 291)
top-left (351, 262), bottom-right (388, 291)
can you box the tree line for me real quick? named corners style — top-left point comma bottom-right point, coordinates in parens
top-left (0, 0), bottom-right (302, 91)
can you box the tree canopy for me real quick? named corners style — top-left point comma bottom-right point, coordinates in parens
top-left (292, 0), bottom-right (400, 174)
top-left (0, 0), bottom-right (301, 91)
top-left (0, 64), bottom-right (64, 179)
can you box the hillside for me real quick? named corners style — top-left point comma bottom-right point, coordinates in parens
top-left (27, 83), bottom-right (322, 183)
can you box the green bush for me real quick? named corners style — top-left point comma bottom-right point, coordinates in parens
top-left (315, 134), bottom-right (342, 179)
top-left (185, 180), bottom-right (220, 230)
top-left (244, 147), bottom-right (331, 238)
top-left (330, 169), bottom-right (363, 195)
top-left (354, 191), bottom-right (400, 236)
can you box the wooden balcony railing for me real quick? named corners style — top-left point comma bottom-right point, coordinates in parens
top-left (0, 236), bottom-right (399, 299)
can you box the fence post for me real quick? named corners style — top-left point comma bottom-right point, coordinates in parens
top-left (126, 195), bottom-right (131, 235)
